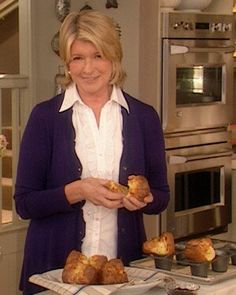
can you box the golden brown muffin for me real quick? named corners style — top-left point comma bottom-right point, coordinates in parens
top-left (103, 180), bottom-right (129, 195)
top-left (126, 175), bottom-right (150, 202)
top-left (143, 232), bottom-right (175, 256)
top-left (62, 251), bottom-right (98, 284)
top-left (99, 258), bottom-right (128, 285)
top-left (62, 251), bottom-right (128, 285)
top-left (89, 255), bottom-right (108, 271)
top-left (65, 250), bottom-right (88, 265)
top-left (104, 175), bottom-right (150, 202)
top-left (184, 237), bottom-right (216, 262)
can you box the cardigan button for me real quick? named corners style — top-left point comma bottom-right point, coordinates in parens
top-left (123, 166), bottom-right (127, 171)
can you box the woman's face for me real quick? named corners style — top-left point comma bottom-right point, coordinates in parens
top-left (68, 39), bottom-right (113, 98)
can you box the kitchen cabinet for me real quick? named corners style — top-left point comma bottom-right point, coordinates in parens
top-left (0, 228), bottom-right (27, 295)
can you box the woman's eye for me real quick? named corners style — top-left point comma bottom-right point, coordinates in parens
top-left (95, 54), bottom-right (102, 59)
top-left (71, 56), bottom-right (82, 61)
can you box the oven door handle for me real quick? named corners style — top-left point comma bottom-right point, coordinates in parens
top-left (168, 151), bottom-right (232, 164)
top-left (170, 45), bottom-right (235, 55)
top-left (188, 46), bottom-right (235, 54)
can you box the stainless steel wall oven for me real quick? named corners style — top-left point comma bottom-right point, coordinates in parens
top-left (160, 13), bottom-right (234, 240)
top-left (161, 13), bottom-right (234, 133)
top-left (161, 128), bottom-right (232, 239)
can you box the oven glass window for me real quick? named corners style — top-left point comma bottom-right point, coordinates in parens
top-left (175, 167), bottom-right (221, 212)
top-left (176, 66), bottom-right (222, 105)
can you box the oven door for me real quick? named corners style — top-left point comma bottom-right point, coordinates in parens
top-left (162, 39), bottom-right (234, 133)
top-left (161, 145), bottom-right (232, 239)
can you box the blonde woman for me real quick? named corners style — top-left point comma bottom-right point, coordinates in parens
top-left (14, 10), bottom-right (169, 294)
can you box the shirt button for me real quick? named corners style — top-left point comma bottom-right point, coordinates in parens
top-left (123, 166), bottom-right (127, 171)
top-left (121, 228), bottom-right (125, 233)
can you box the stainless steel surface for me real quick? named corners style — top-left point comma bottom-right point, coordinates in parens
top-left (164, 127), bottom-right (231, 149)
top-left (161, 12), bottom-right (234, 134)
top-left (160, 12), bottom-right (234, 240)
top-left (161, 13), bottom-right (233, 39)
top-left (162, 38), bottom-right (234, 133)
top-left (162, 130), bottom-right (232, 239)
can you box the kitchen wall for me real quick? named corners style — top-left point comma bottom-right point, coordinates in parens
top-left (0, 8), bottom-right (19, 73)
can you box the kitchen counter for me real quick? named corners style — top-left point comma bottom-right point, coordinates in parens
top-left (37, 276), bottom-right (236, 295)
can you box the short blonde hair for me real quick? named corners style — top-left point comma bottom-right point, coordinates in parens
top-left (59, 10), bottom-right (126, 88)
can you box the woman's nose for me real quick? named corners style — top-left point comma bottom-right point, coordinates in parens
top-left (83, 58), bottom-right (93, 73)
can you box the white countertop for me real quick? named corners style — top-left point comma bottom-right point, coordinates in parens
top-left (34, 254), bottom-right (236, 295)
top-left (37, 276), bottom-right (236, 295)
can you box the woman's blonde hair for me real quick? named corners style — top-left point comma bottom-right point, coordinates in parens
top-left (59, 10), bottom-right (126, 88)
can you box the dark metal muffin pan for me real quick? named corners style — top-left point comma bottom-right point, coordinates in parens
top-left (130, 238), bottom-right (236, 285)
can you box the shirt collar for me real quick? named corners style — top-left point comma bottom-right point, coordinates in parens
top-left (59, 83), bottom-right (129, 113)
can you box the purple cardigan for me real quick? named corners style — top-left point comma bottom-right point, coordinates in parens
top-left (14, 91), bottom-right (169, 294)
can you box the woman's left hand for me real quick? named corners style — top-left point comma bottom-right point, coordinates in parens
top-left (122, 193), bottom-right (153, 211)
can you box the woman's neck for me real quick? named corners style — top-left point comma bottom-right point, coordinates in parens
top-left (79, 86), bottom-right (113, 126)
top-left (78, 85), bottom-right (113, 109)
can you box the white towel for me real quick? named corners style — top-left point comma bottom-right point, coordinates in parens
top-left (29, 267), bottom-right (164, 295)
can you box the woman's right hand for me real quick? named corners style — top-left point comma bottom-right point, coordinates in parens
top-left (64, 177), bottom-right (125, 209)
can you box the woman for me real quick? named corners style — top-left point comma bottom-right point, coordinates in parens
top-left (14, 10), bottom-right (169, 294)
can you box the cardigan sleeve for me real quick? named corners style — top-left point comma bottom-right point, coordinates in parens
top-left (14, 103), bottom-right (73, 220)
top-left (141, 106), bottom-right (170, 214)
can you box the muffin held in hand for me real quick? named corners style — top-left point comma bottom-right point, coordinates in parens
top-left (126, 175), bottom-right (150, 202)
top-left (104, 175), bottom-right (150, 202)
top-left (143, 232), bottom-right (175, 256)
top-left (103, 180), bottom-right (129, 195)
top-left (184, 237), bottom-right (216, 262)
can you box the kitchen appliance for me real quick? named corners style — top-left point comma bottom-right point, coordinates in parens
top-left (161, 12), bottom-right (234, 133)
top-left (159, 12), bottom-right (234, 240)
top-left (161, 128), bottom-right (232, 239)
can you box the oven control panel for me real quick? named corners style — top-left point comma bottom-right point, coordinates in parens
top-left (162, 12), bottom-right (234, 39)
top-left (172, 21), bottom-right (232, 32)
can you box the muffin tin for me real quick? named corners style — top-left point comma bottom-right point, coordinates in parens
top-left (130, 238), bottom-right (236, 285)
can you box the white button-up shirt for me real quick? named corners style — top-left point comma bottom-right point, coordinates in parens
top-left (59, 83), bottom-right (129, 259)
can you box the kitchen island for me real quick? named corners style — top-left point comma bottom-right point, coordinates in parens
top-left (36, 275), bottom-right (236, 295)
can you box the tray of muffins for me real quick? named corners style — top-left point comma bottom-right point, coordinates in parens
top-left (130, 232), bottom-right (236, 285)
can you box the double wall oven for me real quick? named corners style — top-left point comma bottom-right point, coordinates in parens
top-left (160, 12), bottom-right (234, 240)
